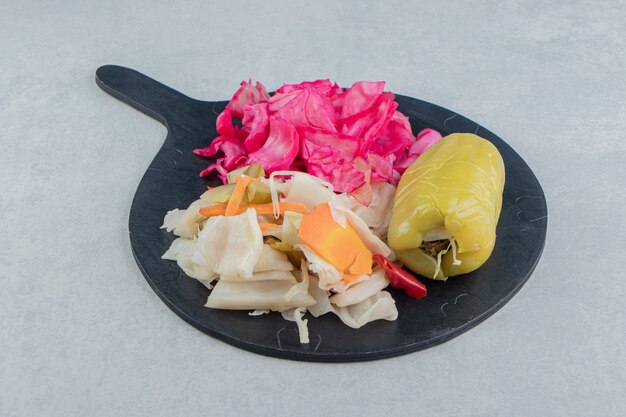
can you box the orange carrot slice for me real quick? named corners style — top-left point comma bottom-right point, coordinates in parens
top-left (198, 204), bottom-right (227, 217)
top-left (199, 202), bottom-right (308, 218)
top-left (243, 202), bottom-right (308, 215)
top-left (298, 202), bottom-right (372, 276)
top-left (225, 176), bottom-right (258, 216)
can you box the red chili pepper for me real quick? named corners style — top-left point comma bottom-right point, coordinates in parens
top-left (373, 254), bottom-right (427, 299)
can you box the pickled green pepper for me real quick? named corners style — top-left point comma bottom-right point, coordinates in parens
top-left (388, 133), bottom-right (505, 280)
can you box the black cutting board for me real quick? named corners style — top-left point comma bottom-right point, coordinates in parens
top-left (96, 65), bottom-right (547, 362)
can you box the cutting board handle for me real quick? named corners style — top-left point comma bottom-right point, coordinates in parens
top-left (95, 65), bottom-right (196, 128)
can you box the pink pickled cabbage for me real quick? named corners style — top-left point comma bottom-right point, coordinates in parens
top-left (241, 103), bottom-right (269, 153)
top-left (248, 116), bottom-right (299, 172)
top-left (339, 81), bottom-right (386, 119)
top-left (276, 79), bottom-right (342, 97)
top-left (195, 79), bottom-right (443, 196)
top-left (229, 80), bottom-right (271, 119)
top-left (269, 89), bottom-right (336, 132)
top-left (394, 128), bottom-right (443, 172)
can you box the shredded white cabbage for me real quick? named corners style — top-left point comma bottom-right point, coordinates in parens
top-left (293, 307), bottom-right (309, 344)
top-left (432, 237), bottom-right (462, 279)
top-left (163, 199), bottom-right (209, 239)
top-left (249, 309), bottom-right (270, 316)
top-left (161, 209), bottom-right (185, 233)
top-left (219, 270), bottom-right (297, 282)
top-left (434, 246), bottom-right (446, 279)
top-left (192, 208), bottom-right (263, 279)
top-left (328, 273), bottom-right (370, 293)
top-left (270, 171), bottom-right (335, 218)
top-left (162, 169), bottom-right (403, 344)
top-left (206, 279), bottom-right (315, 311)
top-left (281, 172), bottom-right (334, 210)
top-left (283, 261), bottom-right (310, 303)
top-left (332, 291), bottom-right (398, 329)
top-left (305, 273), bottom-right (398, 329)
top-left (268, 171), bottom-right (296, 217)
top-left (268, 171), bottom-right (283, 219)
top-left (356, 182), bottom-right (396, 237)
top-left (332, 182), bottom-right (396, 238)
top-left (253, 245), bottom-right (293, 272)
top-left (198, 278), bottom-right (217, 290)
top-left (278, 262), bottom-right (312, 343)
top-left (162, 237), bottom-right (213, 281)
top-left (422, 226), bottom-right (453, 242)
top-left (329, 268), bottom-right (389, 307)
top-left (450, 238), bottom-right (462, 266)
top-left (328, 201), bottom-right (349, 228)
top-left (280, 307), bottom-right (310, 344)
top-left (306, 276), bottom-right (334, 318)
top-left (281, 211), bottom-right (303, 247)
top-left (293, 244), bottom-right (342, 290)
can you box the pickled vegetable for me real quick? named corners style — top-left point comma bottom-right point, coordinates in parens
top-left (388, 133), bottom-right (505, 280)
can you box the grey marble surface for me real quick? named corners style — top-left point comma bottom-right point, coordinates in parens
top-left (1, 1), bottom-right (624, 416)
